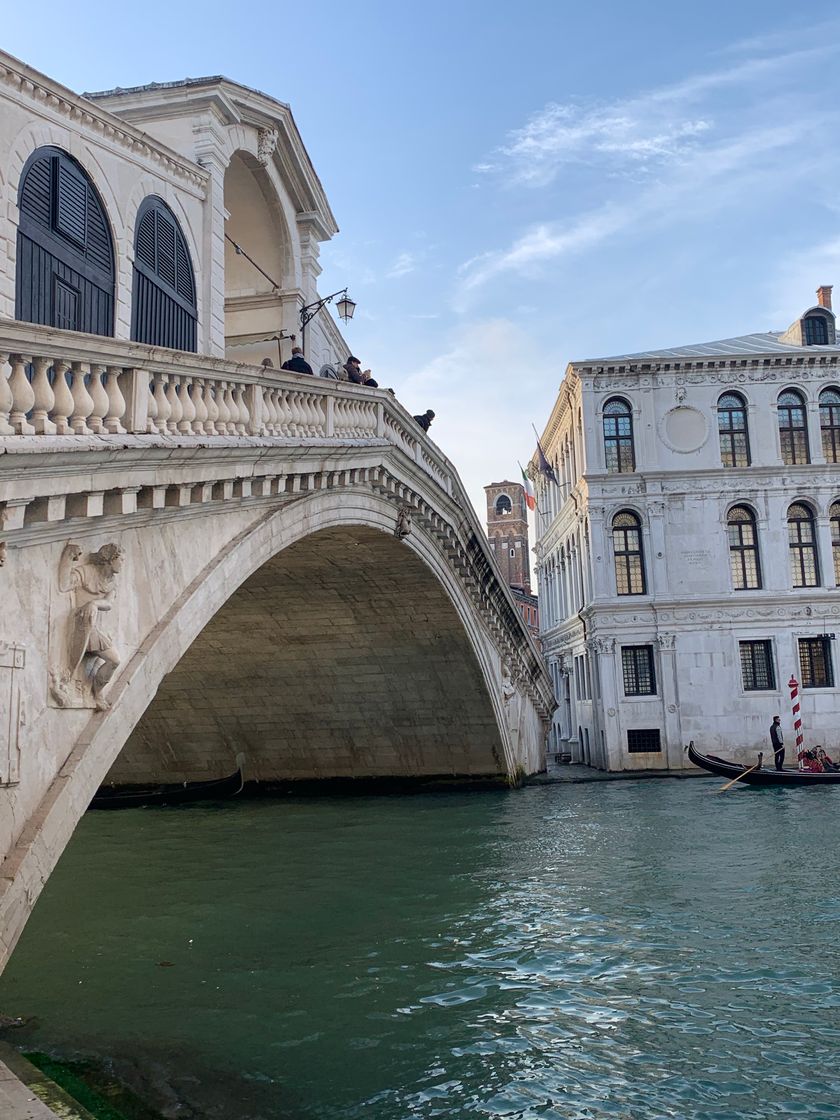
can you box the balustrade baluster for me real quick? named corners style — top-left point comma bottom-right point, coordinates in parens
top-left (8, 354), bottom-right (35, 434)
top-left (31, 356), bottom-right (56, 434)
top-left (274, 389), bottom-right (290, 436)
top-left (69, 361), bottom-right (94, 435)
top-left (190, 379), bottom-right (208, 435)
top-left (233, 384), bottom-right (248, 435)
top-left (302, 393), bottom-right (316, 436)
top-left (51, 360), bottom-right (73, 435)
top-left (178, 377), bottom-right (197, 434)
top-left (0, 354), bottom-right (13, 435)
top-left (214, 381), bottom-right (230, 435)
top-left (165, 376), bottom-right (182, 434)
top-left (223, 382), bottom-right (238, 433)
top-left (87, 364), bottom-right (109, 433)
top-left (262, 386), bottom-right (276, 435)
top-left (145, 376), bottom-right (158, 434)
top-left (152, 374), bottom-right (171, 433)
top-left (204, 383), bottom-right (220, 435)
top-left (104, 366), bottom-right (126, 433)
top-left (312, 395), bottom-right (326, 436)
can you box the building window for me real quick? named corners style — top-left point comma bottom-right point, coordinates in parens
top-left (788, 503), bottom-right (819, 587)
top-left (778, 389), bottom-right (810, 465)
top-left (622, 645), bottom-right (657, 695)
top-left (739, 640), bottom-right (776, 691)
top-left (627, 728), bottom-right (661, 753)
top-left (819, 388), bottom-right (840, 464)
top-left (132, 196), bottom-right (197, 352)
top-left (727, 505), bottom-right (762, 589)
top-left (799, 637), bottom-right (834, 688)
top-left (612, 511), bottom-right (646, 595)
top-left (831, 501), bottom-right (840, 584)
top-left (717, 392), bottom-right (750, 467)
top-left (495, 494), bottom-right (512, 515)
top-left (16, 146), bottom-right (115, 337)
top-left (509, 548), bottom-right (516, 558)
top-left (603, 398), bottom-right (635, 474)
top-left (804, 315), bottom-right (829, 346)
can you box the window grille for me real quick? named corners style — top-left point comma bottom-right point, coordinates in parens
top-left (739, 640), bottom-right (776, 691)
top-left (627, 728), bottom-right (661, 753)
top-left (799, 637), bottom-right (834, 688)
top-left (621, 645), bottom-right (656, 695)
top-left (612, 511), bottom-right (646, 595)
top-left (788, 503), bottom-right (819, 587)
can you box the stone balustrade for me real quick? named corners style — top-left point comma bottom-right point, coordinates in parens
top-left (0, 321), bottom-right (453, 496)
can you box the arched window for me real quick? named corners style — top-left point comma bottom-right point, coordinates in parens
top-left (831, 501), bottom-right (840, 585)
top-left (718, 392), bottom-right (750, 467)
top-left (131, 196), bottom-right (197, 352)
top-left (495, 494), bottom-right (512, 515)
top-left (788, 503), bottom-right (819, 587)
top-left (778, 389), bottom-right (810, 465)
top-left (612, 511), bottom-right (646, 595)
top-left (804, 315), bottom-right (829, 346)
top-left (727, 505), bottom-right (761, 589)
top-left (820, 388), bottom-right (840, 464)
top-left (16, 146), bottom-right (114, 336)
top-left (603, 398), bottom-right (635, 474)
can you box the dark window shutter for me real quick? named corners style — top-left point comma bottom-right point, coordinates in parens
top-left (136, 210), bottom-right (156, 269)
top-left (86, 194), bottom-right (113, 274)
top-left (19, 155), bottom-right (51, 225)
top-left (155, 211), bottom-right (177, 288)
top-left (55, 160), bottom-right (88, 247)
top-left (176, 239), bottom-right (195, 303)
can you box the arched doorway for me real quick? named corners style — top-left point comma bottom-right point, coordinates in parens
top-left (131, 196), bottom-right (197, 351)
top-left (16, 146), bottom-right (114, 336)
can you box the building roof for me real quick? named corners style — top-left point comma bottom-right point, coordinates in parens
top-left (580, 330), bottom-right (840, 364)
top-left (85, 75), bottom-right (289, 111)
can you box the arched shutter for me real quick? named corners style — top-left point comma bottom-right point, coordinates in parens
top-left (16, 146), bottom-right (115, 336)
top-left (131, 198), bottom-right (197, 352)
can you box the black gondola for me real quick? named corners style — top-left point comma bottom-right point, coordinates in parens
top-left (687, 742), bottom-right (840, 786)
top-left (89, 769), bottom-right (243, 810)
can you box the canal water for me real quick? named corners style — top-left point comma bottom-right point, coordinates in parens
top-left (1, 780), bottom-right (839, 1119)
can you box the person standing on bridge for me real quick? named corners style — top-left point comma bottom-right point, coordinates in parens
top-left (281, 346), bottom-right (314, 376)
top-left (413, 409), bottom-right (435, 433)
top-left (770, 715), bottom-right (785, 771)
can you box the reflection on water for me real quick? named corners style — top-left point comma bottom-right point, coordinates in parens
top-left (1, 781), bottom-right (840, 1119)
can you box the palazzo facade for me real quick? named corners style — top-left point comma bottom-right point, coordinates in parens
top-left (534, 291), bottom-right (840, 771)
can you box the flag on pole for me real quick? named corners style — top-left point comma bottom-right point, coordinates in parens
top-left (532, 425), bottom-right (558, 484)
top-left (518, 462), bottom-right (536, 511)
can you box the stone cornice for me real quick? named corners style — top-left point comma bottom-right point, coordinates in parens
top-left (578, 352), bottom-right (840, 389)
top-left (0, 49), bottom-right (207, 190)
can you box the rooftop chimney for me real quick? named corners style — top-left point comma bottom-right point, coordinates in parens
top-left (817, 284), bottom-right (833, 310)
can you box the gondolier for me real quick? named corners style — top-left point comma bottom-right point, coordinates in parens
top-left (770, 715), bottom-right (784, 772)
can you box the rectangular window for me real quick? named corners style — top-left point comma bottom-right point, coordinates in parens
top-left (627, 728), bottom-right (661, 753)
top-left (799, 638), bottom-right (834, 688)
top-left (739, 640), bottom-right (776, 691)
top-left (622, 645), bottom-right (657, 696)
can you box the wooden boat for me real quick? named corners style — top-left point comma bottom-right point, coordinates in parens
top-left (89, 768), bottom-right (244, 810)
top-left (687, 742), bottom-right (840, 786)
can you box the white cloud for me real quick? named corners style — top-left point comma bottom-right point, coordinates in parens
top-left (387, 252), bottom-right (418, 279)
top-left (478, 43), bottom-right (834, 189)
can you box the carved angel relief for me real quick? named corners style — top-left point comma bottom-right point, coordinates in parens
top-left (50, 541), bottom-right (124, 710)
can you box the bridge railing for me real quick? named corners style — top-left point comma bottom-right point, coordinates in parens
top-left (0, 320), bottom-right (454, 496)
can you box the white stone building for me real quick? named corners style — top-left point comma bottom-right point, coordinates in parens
top-left (534, 290), bottom-right (840, 771)
top-left (0, 50), bottom-right (350, 370)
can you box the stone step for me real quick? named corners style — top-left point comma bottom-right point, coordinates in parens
top-left (0, 1044), bottom-right (97, 1120)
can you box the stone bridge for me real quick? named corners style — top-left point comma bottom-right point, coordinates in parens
top-left (0, 321), bottom-right (554, 972)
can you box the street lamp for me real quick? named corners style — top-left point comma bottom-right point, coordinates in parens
top-left (299, 288), bottom-right (356, 354)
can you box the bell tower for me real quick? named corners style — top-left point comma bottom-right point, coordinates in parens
top-left (484, 481), bottom-right (531, 592)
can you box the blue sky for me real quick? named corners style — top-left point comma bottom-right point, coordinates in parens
top-left (6, 2), bottom-right (840, 516)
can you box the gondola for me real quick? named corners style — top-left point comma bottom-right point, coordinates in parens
top-left (89, 768), bottom-right (244, 810)
top-left (687, 742), bottom-right (840, 786)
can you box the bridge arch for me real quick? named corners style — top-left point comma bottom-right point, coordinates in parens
top-left (0, 486), bottom-right (519, 970)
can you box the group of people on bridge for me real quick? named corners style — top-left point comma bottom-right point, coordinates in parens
top-left (269, 349), bottom-right (436, 435)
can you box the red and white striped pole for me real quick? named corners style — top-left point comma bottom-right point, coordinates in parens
top-left (788, 675), bottom-right (804, 769)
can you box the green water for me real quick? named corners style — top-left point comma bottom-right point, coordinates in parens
top-left (1, 781), bottom-right (839, 1119)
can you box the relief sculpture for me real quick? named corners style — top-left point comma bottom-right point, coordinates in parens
top-left (394, 505), bottom-right (412, 540)
top-left (50, 541), bottom-right (124, 710)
